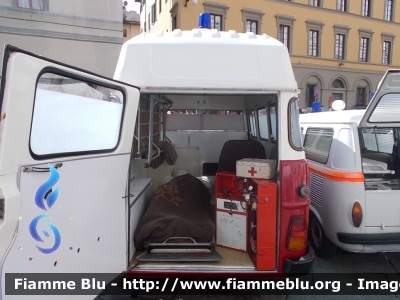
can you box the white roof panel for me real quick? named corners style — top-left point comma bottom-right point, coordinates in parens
top-left (299, 110), bottom-right (366, 125)
top-left (113, 29), bottom-right (298, 92)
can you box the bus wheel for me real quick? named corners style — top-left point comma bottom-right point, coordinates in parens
top-left (309, 213), bottom-right (337, 258)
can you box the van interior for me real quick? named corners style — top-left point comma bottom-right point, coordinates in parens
top-left (360, 127), bottom-right (400, 190)
top-left (127, 92), bottom-right (279, 272)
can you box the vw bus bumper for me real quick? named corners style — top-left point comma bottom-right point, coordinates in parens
top-left (338, 232), bottom-right (400, 245)
top-left (283, 245), bottom-right (315, 274)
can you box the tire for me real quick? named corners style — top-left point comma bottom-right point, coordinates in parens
top-left (309, 213), bottom-right (337, 258)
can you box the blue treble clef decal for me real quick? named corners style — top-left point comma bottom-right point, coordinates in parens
top-left (29, 164), bottom-right (62, 254)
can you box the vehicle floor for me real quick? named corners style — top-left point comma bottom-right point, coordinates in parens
top-left (130, 246), bottom-right (254, 268)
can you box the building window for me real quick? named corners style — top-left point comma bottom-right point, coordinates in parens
top-left (335, 34), bottom-right (345, 59)
top-left (151, 2), bottom-right (157, 23)
top-left (359, 28), bottom-right (373, 62)
top-left (210, 14), bottom-right (222, 30)
top-left (279, 25), bottom-right (290, 49)
top-left (204, 1), bottom-right (229, 31)
top-left (331, 79), bottom-right (345, 88)
top-left (123, 29), bottom-right (127, 38)
top-left (310, 0), bottom-right (322, 7)
top-left (384, 0), bottom-right (394, 21)
top-left (242, 8), bottom-right (264, 34)
top-left (382, 33), bottom-right (395, 65)
top-left (246, 20), bottom-right (258, 34)
top-left (356, 87), bottom-right (368, 105)
top-left (306, 84), bottom-right (319, 107)
top-left (159, 0), bottom-right (162, 13)
top-left (307, 20), bottom-right (324, 57)
top-left (172, 16), bottom-right (177, 30)
top-left (382, 41), bottom-right (391, 64)
top-left (360, 37), bottom-right (369, 62)
top-left (276, 14), bottom-right (296, 54)
top-left (170, 3), bottom-right (178, 31)
top-left (334, 24), bottom-right (349, 61)
top-left (17, 0), bottom-right (46, 10)
top-left (309, 30), bottom-right (319, 57)
top-left (361, 0), bottom-right (372, 16)
top-left (337, 0), bottom-right (347, 11)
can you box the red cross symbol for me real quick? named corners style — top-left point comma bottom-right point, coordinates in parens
top-left (248, 167), bottom-right (257, 177)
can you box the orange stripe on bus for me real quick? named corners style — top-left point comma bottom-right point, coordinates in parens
top-left (308, 163), bottom-right (364, 182)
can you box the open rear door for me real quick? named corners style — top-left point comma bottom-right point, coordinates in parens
top-left (358, 69), bottom-right (400, 230)
top-left (359, 69), bottom-right (400, 128)
top-left (0, 46), bottom-right (139, 299)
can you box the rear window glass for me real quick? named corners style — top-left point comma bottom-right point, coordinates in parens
top-left (249, 110), bottom-right (257, 138)
top-left (362, 128), bottom-right (394, 154)
top-left (369, 94), bottom-right (400, 123)
top-left (30, 72), bottom-right (124, 157)
top-left (304, 127), bottom-right (334, 164)
top-left (257, 108), bottom-right (269, 140)
top-left (269, 106), bottom-right (277, 141)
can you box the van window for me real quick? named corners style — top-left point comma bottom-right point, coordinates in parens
top-left (369, 94), bottom-right (400, 123)
top-left (289, 98), bottom-right (302, 150)
top-left (257, 108), bottom-right (269, 140)
top-left (269, 106), bottom-right (277, 141)
top-left (30, 72), bottom-right (124, 157)
top-left (361, 128), bottom-right (394, 154)
top-left (304, 128), bottom-right (334, 164)
top-left (249, 109), bottom-right (257, 138)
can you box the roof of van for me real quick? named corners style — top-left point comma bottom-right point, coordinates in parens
top-left (299, 110), bottom-right (366, 124)
top-left (113, 29), bottom-right (298, 92)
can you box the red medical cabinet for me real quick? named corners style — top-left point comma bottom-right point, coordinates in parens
top-left (249, 178), bottom-right (277, 270)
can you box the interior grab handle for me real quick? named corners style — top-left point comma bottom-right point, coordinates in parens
top-left (22, 163), bottom-right (63, 173)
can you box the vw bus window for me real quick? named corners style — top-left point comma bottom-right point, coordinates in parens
top-left (269, 106), bottom-right (277, 141)
top-left (249, 109), bottom-right (257, 138)
top-left (30, 72), bottom-right (124, 157)
top-left (361, 128), bottom-right (394, 154)
top-left (289, 98), bottom-right (303, 150)
top-left (304, 128), bottom-right (334, 164)
top-left (257, 108), bottom-right (269, 140)
top-left (369, 94), bottom-right (400, 123)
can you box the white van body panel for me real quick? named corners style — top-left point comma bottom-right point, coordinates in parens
top-left (115, 30), bottom-right (298, 92)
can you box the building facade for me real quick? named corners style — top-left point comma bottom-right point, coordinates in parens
top-left (0, 0), bottom-right (123, 77)
top-left (138, 0), bottom-right (400, 109)
top-left (123, 10), bottom-right (140, 42)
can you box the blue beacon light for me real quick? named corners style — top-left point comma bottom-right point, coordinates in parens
top-left (198, 12), bottom-right (211, 29)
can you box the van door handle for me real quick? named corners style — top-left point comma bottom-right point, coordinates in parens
top-left (22, 163), bottom-right (63, 173)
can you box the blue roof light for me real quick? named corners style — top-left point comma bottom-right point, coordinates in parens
top-left (198, 12), bottom-right (211, 29)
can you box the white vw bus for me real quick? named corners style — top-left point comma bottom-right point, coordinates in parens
top-left (300, 70), bottom-right (400, 258)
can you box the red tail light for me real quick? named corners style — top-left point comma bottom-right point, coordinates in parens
top-left (287, 216), bottom-right (306, 251)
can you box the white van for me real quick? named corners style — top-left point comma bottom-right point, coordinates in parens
top-left (300, 70), bottom-right (400, 258)
top-left (0, 14), bottom-right (313, 299)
